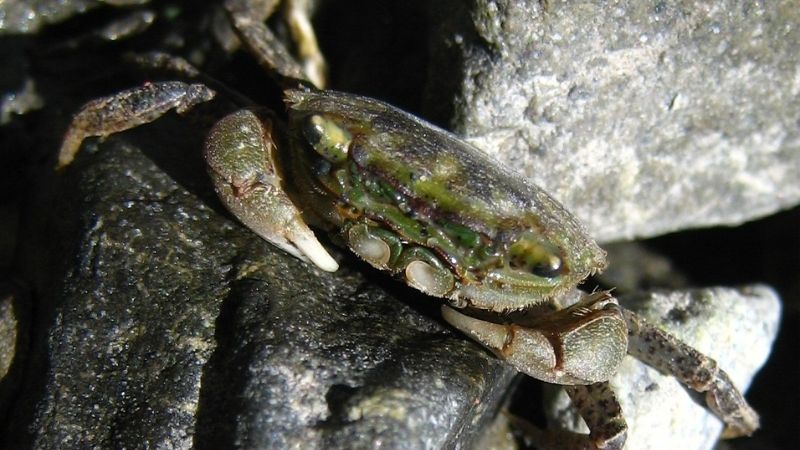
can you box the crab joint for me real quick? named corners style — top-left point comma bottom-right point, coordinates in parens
top-left (442, 293), bottom-right (628, 385)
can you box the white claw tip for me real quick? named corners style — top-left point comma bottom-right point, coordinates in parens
top-left (293, 234), bottom-right (339, 272)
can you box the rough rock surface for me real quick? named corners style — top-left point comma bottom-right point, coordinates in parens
top-left (427, 0), bottom-right (800, 242)
top-left (5, 132), bottom-right (515, 449)
top-left (0, 287), bottom-right (17, 381)
top-left (0, 1), bottom-right (793, 450)
top-left (0, 282), bottom-right (27, 418)
top-left (0, 0), bottom-right (107, 34)
top-left (546, 286), bottom-right (781, 450)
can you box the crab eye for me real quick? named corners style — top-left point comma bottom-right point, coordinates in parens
top-left (508, 235), bottom-right (563, 278)
top-left (302, 114), bottom-right (351, 163)
top-left (530, 254), bottom-right (563, 278)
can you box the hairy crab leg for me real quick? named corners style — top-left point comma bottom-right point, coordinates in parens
top-left (565, 383), bottom-right (628, 449)
top-left (622, 309), bottom-right (760, 437)
top-left (124, 52), bottom-right (260, 108)
top-left (224, 0), bottom-right (323, 88)
top-left (57, 81), bottom-right (215, 169)
top-left (510, 382), bottom-right (627, 450)
top-left (283, 0), bottom-right (327, 88)
top-left (124, 52), bottom-right (203, 79)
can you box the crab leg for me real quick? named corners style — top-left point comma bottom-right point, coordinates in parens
top-left (510, 382), bottom-right (627, 450)
top-left (283, 0), bottom-right (328, 88)
top-left (125, 51), bottom-right (260, 108)
top-left (565, 383), bottom-right (627, 449)
top-left (622, 309), bottom-right (759, 437)
top-left (224, 0), bottom-right (325, 88)
top-left (57, 81), bottom-right (215, 169)
top-left (442, 292), bottom-right (629, 448)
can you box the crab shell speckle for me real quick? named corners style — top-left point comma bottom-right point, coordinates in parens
top-left (282, 89), bottom-right (606, 311)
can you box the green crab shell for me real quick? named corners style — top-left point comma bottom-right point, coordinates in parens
top-left (284, 89), bottom-right (606, 310)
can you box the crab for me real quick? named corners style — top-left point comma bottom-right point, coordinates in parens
top-left (55, 1), bottom-right (759, 448)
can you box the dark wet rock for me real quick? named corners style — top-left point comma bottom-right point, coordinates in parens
top-left (1, 0), bottom-right (99, 34)
top-left (0, 282), bottom-right (29, 420)
top-left (0, 287), bottom-right (17, 381)
top-left (5, 128), bottom-right (515, 449)
top-left (0, 78), bottom-right (43, 125)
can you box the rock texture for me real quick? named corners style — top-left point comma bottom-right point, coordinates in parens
top-left (0, 1), bottom-right (794, 450)
top-left (427, 0), bottom-right (800, 242)
top-left (0, 0), bottom-right (112, 34)
top-left (0, 282), bottom-right (27, 418)
top-left (5, 133), bottom-right (515, 449)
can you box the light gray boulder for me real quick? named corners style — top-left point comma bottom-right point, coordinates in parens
top-left (427, 0), bottom-right (800, 242)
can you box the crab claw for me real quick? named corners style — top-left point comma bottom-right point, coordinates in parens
top-left (442, 291), bottom-right (628, 385)
top-left (205, 109), bottom-right (338, 272)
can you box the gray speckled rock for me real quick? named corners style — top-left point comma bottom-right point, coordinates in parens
top-left (427, 0), bottom-right (800, 242)
top-left (0, 0), bottom-right (97, 34)
top-left (546, 286), bottom-right (781, 450)
top-left (0, 286), bottom-right (17, 381)
top-left (26, 138), bottom-right (234, 450)
top-left (0, 0), bottom-right (152, 34)
top-left (7, 125), bottom-right (515, 449)
top-left (0, 282), bottom-right (28, 418)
